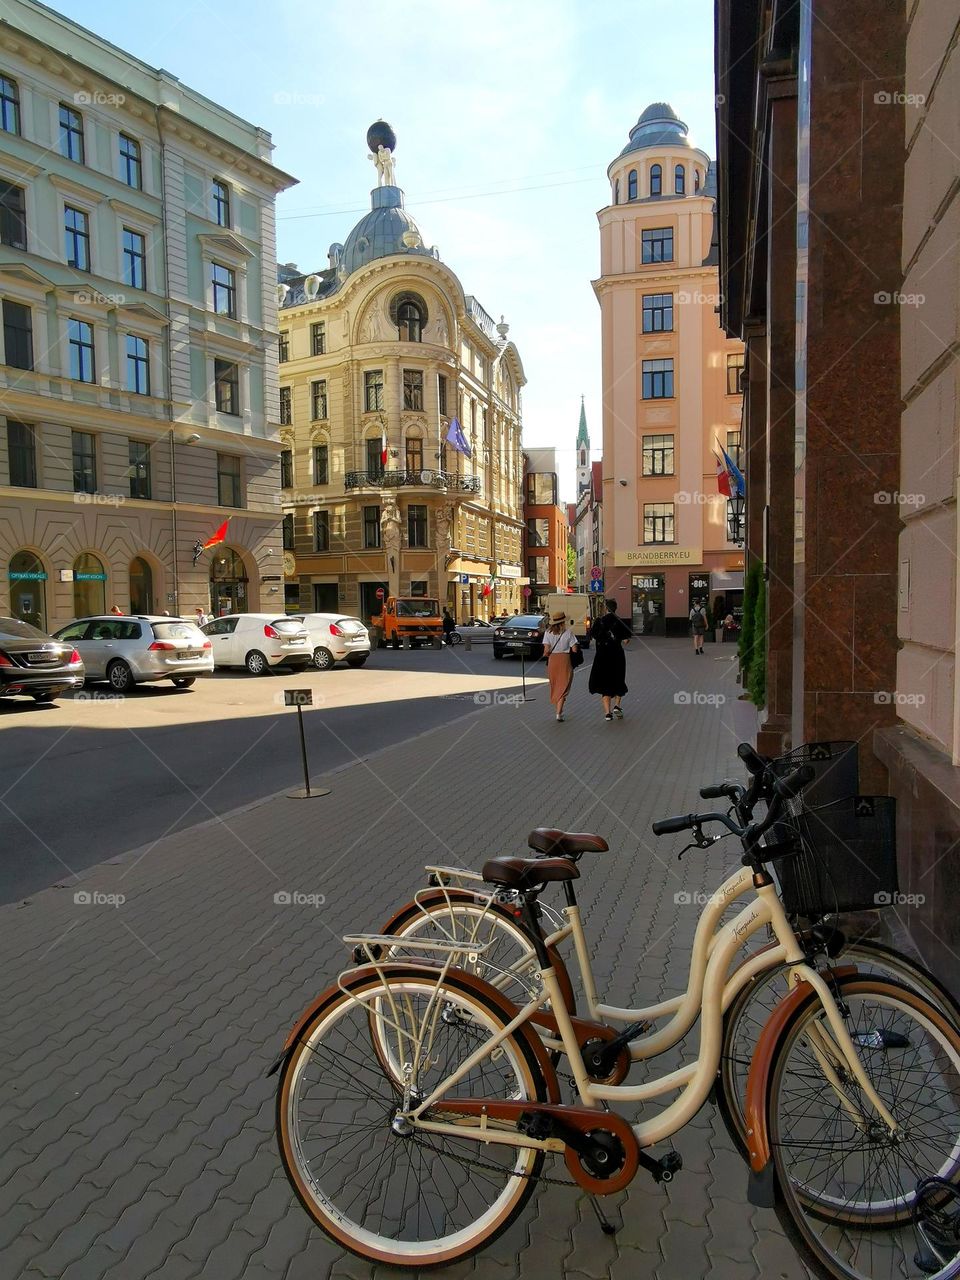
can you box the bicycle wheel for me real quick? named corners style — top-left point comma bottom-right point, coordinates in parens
top-left (276, 965), bottom-right (548, 1268)
top-left (718, 939), bottom-right (960, 1156)
top-left (766, 976), bottom-right (960, 1279)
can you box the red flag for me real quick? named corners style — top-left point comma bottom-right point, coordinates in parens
top-left (203, 519), bottom-right (230, 551)
top-left (380, 429), bottom-right (388, 468)
top-left (715, 453), bottom-right (732, 498)
top-left (481, 574), bottom-right (495, 597)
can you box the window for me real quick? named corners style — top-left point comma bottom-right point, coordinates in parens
top-left (407, 504), bottom-right (428, 548)
top-left (642, 293), bottom-right (673, 333)
top-left (280, 448), bottom-right (293, 488)
top-left (211, 263), bottom-right (236, 317)
top-left (726, 352), bottom-right (745, 395)
top-left (212, 179), bottom-right (230, 227)
top-left (119, 133), bottom-right (141, 189)
top-left (644, 502), bottom-right (674, 544)
top-left (613, 178), bottom-right (620, 205)
top-left (438, 374), bottom-right (448, 417)
top-left (363, 505), bottom-right (381, 549)
top-left (310, 321), bottom-right (325, 355)
top-left (695, 169), bottom-right (701, 193)
top-left (726, 431), bottom-right (742, 469)
top-left (3, 300), bottom-right (33, 370)
top-left (364, 369), bottom-right (384, 412)
top-left (527, 556), bottom-right (549, 585)
top-left (527, 518), bottom-right (550, 547)
top-left (313, 510), bottom-right (330, 551)
top-left (7, 422), bottom-right (36, 487)
top-left (59, 104), bottom-right (84, 163)
top-left (405, 437), bottom-right (423, 473)
top-left (675, 164), bottom-right (685, 195)
top-left (0, 75), bottom-right (19, 135)
top-left (126, 335), bottom-right (150, 395)
top-left (627, 169), bottom-right (638, 200)
top-left (310, 379), bottom-right (327, 420)
top-left (313, 443), bottom-right (328, 484)
top-left (122, 229), bottom-right (146, 289)
top-left (0, 182), bottom-right (26, 249)
top-left (366, 437), bottom-right (384, 478)
top-left (642, 434), bottom-right (674, 476)
top-left (128, 439), bottom-right (151, 499)
top-left (641, 228), bottom-right (674, 263)
top-left (282, 513), bottom-right (294, 550)
top-left (217, 453), bottom-right (242, 507)
top-left (526, 473), bottom-right (556, 505)
top-left (129, 557), bottom-right (152, 613)
top-left (68, 319), bottom-right (95, 382)
top-left (403, 368), bottom-right (424, 410)
top-left (214, 359), bottom-right (239, 415)
top-left (650, 164), bottom-right (661, 197)
top-left (279, 386), bottom-right (292, 425)
top-left (395, 295), bottom-right (425, 342)
top-left (278, 331), bottom-right (289, 363)
top-left (642, 358), bottom-right (674, 400)
top-left (64, 207), bottom-right (90, 271)
top-left (72, 430), bottom-right (96, 493)
top-left (73, 552), bottom-right (106, 618)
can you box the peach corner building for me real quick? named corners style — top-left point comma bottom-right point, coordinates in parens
top-left (594, 104), bottom-right (746, 636)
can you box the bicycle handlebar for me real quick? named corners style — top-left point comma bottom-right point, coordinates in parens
top-left (699, 780), bottom-right (745, 802)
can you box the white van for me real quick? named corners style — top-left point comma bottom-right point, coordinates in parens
top-left (200, 613), bottom-right (311, 675)
top-left (543, 593), bottom-right (600, 649)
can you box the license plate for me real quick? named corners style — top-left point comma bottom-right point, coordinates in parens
top-left (180, 650), bottom-right (202, 659)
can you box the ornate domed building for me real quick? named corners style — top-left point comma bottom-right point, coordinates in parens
top-left (276, 123), bottom-right (527, 622)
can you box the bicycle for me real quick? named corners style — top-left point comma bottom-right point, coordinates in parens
top-left (272, 764), bottom-right (960, 1278)
top-left (373, 741), bottom-right (960, 1150)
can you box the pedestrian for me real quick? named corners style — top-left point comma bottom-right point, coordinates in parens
top-left (194, 605), bottom-right (210, 626)
top-left (110, 604), bottom-right (123, 616)
top-left (442, 607), bottom-right (456, 646)
top-left (542, 609), bottom-right (579, 723)
top-left (689, 597), bottom-right (708, 654)
top-left (589, 598), bottom-right (631, 720)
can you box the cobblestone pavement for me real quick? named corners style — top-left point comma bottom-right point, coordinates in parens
top-left (1, 638), bottom-right (811, 1279)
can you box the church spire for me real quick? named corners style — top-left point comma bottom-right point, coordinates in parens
top-left (576, 396), bottom-right (591, 493)
top-left (576, 394), bottom-right (589, 450)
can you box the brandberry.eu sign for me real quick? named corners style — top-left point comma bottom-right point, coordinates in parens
top-left (616, 547), bottom-right (702, 567)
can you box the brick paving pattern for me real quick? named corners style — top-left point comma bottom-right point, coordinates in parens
top-left (1, 639), bottom-right (810, 1278)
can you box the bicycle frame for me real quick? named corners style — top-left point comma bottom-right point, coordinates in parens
top-left (380, 876), bottom-right (898, 1155)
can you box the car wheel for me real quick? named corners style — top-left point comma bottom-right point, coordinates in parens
top-left (346, 655), bottom-right (368, 668)
top-left (245, 650), bottom-right (269, 676)
top-left (312, 647), bottom-right (334, 671)
top-left (171, 677), bottom-right (196, 689)
top-left (107, 661), bottom-right (134, 693)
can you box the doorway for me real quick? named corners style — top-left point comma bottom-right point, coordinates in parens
top-left (359, 581), bottom-right (388, 624)
top-left (313, 582), bottom-right (339, 613)
top-left (8, 551), bottom-right (47, 630)
top-left (631, 573), bottom-right (665, 636)
top-left (130, 557), bottom-right (154, 615)
top-left (209, 547), bottom-right (249, 616)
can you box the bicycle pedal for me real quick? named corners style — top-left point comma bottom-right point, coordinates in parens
top-left (638, 1149), bottom-right (682, 1184)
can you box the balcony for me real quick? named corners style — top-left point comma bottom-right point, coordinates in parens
top-left (344, 469), bottom-right (481, 494)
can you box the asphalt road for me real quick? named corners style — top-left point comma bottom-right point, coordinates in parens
top-left (0, 644), bottom-right (550, 905)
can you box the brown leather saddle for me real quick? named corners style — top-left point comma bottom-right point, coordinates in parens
top-left (527, 828), bottom-right (609, 857)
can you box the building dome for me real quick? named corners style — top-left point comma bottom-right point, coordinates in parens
top-left (340, 187), bottom-right (434, 277)
top-left (614, 101), bottom-right (692, 163)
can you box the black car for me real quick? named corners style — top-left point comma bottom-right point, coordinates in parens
top-left (0, 617), bottom-right (85, 704)
top-left (492, 614), bottom-right (546, 660)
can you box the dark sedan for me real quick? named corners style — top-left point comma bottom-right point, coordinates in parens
top-left (492, 614), bottom-right (546, 660)
top-left (0, 617), bottom-right (84, 704)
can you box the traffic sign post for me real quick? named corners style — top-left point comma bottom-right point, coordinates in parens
top-left (590, 566), bottom-right (602, 581)
top-left (284, 690), bottom-right (331, 799)
top-left (589, 579), bottom-right (604, 593)
top-left (375, 587), bottom-right (385, 600)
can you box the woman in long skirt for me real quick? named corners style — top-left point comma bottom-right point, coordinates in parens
top-left (541, 610), bottom-right (579, 723)
top-left (588, 598), bottom-right (631, 721)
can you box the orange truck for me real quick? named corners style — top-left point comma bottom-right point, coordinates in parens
top-left (370, 596), bottom-right (443, 649)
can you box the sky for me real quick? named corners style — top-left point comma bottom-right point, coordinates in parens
top-left (53, 0), bottom-right (717, 502)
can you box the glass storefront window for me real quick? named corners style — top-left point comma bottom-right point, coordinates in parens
top-left (8, 550), bottom-right (46, 630)
top-left (129, 557), bottom-right (153, 614)
top-left (73, 552), bottom-right (107, 617)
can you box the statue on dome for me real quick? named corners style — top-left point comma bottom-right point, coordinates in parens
top-left (369, 144), bottom-right (397, 187)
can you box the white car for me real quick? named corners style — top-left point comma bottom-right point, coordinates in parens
top-left (289, 613), bottom-right (371, 671)
top-left (200, 613), bottom-right (311, 675)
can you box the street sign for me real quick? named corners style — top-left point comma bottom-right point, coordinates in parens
top-left (590, 566), bottom-right (602, 580)
top-left (522, 586), bottom-right (532, 597)
top-left (460, 574), bottom-right (469, 584)
top-left (376, 587), bottom-right (385, 600)
top-left (589, 579), bottom-right (604, 593)
top-left (284, 690), bottom-right (313, 707)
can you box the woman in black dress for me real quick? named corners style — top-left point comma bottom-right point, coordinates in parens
top-left (588, 598), bottom-right (631, 721)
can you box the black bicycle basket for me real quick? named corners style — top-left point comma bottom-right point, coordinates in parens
top-left (770, 741), bottom-right (860, 804)
top-left (771, 794), bottom-right (898, 918)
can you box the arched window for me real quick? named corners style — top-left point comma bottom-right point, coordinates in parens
top-left (73, 552), bottom-right (107, 617)
top-left (389, 290), bottom-right (426, 343)
top-left (613, 178), bottom-right (619, 205)
top-left (650, 164), bottom-right (662, 197)
top-left (209, 547), bottom-right (249, 616)
top-left (627, 169), bottom-right (638, 201)
top-left (675, 164), bottom-right (685, 195)
top-left (579, 449), bottom-right (586, 466)
top-left (129, 557), bottom-right (153, 614)
top-left (8, 550), bottom-right (46, 630)
top-left (694, 169), bottom-right (700, 193)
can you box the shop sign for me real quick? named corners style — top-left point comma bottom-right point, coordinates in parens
top-left (9, 571), bottom-right (47, 581)
top-left (74, 572), bottom-right (107, 581)
top-left (633, 576), bottom-right (663, 590)
top-left (496, 564), bottom-right (522, 578)
top-left (617, 547), bottom-right (702, 567)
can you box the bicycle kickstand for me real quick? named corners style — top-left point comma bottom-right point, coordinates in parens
top-left (588, 1195), bottom-right (618, 1236)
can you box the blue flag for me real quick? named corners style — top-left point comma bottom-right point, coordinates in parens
top-left (720, 445), bottom-right (745, 497)
top-left (445, 417), bottom-right (471, 458)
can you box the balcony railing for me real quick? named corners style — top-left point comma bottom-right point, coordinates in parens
top-left (344, 469), bottom-right (481, 494)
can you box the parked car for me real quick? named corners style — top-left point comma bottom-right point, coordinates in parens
top-left (288, 613), bottom-right (371, 671)
top-left (457, 620), bottom-right (497, 644)
top-left (463, 617), bottom-right (494, 628)
top-left (0, 617), bottom-right (84, 703)
top-left (200, 613), bottom-right (311, 674)
top-left (53, 615), bottom-right (213, 692)
top-left (492, 614), bottom-right (546, 660)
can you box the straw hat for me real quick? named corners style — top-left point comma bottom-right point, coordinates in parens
top-left (550, 610), bottom-right (567, 623)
